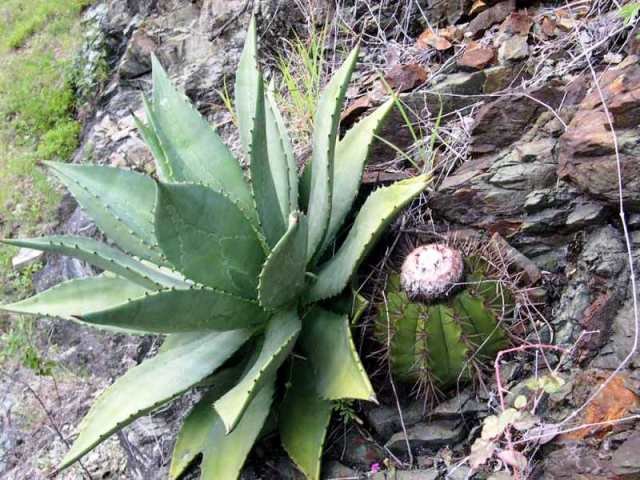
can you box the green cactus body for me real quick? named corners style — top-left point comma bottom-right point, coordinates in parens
top-left (377, 256), bottom-right (510, 390)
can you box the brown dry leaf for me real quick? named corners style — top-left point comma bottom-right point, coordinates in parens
top-left (470, 0), bottom-right (487, 16)
top-left (416, 29), bottom-right (453, 50)
top-left (340, 94), bottom-right (373, 125)
top-left (458, 44), bottom-right (496, 69)
top-left (441, 25), bottom-right (463, 42)
top-left (384, 63), bottom-right (429, 93)
top-left (560, 375), bottom-right (640, 441)
top-left (503, 11), bottom-right (534, 35)
top-left (556, 15), bottom-right (577, 31)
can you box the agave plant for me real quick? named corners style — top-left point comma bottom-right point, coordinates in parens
top-left (376, 244), bottom-right (510, 394)
top-left (1, 19), bottom-right (429, 480)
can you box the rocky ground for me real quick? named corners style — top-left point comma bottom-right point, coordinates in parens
top-left (1, 0), bottom-right (640, 478)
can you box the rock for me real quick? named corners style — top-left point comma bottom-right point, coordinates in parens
top-left (11, 248), bottom-right (44, 271)
top-left (558, 59), bottom-right (640, 209)
top-left (339, 428), bottom-right (384, 470)
top-left (467, 0), bottom-right (516, 38)
top-left (611, 432), bottom-right (640, 476)
top-left (470, 85), bottom-right (564, 154)
top-left (497, 35), bottom-right (529, 62)
top-left (446, 464), bottom-right (473, 480)
top-left (564, 202), bottom-right (606, 229)
top-left (385, 420), bottom-right (465, 456)
top-left (542, 445), bottom-right (615, 480)
top-left (117, 27), bottom-right (156, 79)
top-left (322, 461), bottom-right (358, 479)
top-left (365, 402), bottom-right (426, 440)
top-left (458, 45), bottom-right (496, 70)
top-left (371, 468), bottom-right (439, 480)
top-left (552, 225), bottom-right (629, 353)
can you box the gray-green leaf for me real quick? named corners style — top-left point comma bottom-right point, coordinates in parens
top-left (59, 330), bottom-right (252, 470)
top-left (214, 309), bottom-right (300, 432)
top-left (258, 212), bottom-right (308, 310)
top-left (300, 306), bottom-right (375, 401)
top-left (155, 182), bottom-right (265, 298)
top-left (307, 175), bottom-right (429, 302)
top-left (306, 46), bottom-right (359, 262)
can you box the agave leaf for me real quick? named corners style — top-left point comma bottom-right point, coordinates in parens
top-left (258, 212), bottom-right (308, 310)
top-left (307, 175), bottom-right (429, 302)
top-left (306, 46), bottom-right (359, 262)
top-left (158, 332), bottom-right (210, 354)
top-left (279, 361), bottom-right (333, 480)
top-left (59, 330), bottom-right (252, 470)
top-left (300, 306), bottom-right (375, 401)
top-left (0, 274), bottom-right (148, 334)
top-left (452, 290), bottom-right (508, 359)
top-left (134, 98), bottom-right (170, 176)
top-left (45, 162), bottom-right (166, 266)
top-left (147, 56), bottom-right (255, 220)
top-left (2, 236), bottom-right (188, 290)
top-left (318, 99), bottom-right (394, 255)
top-left (425, 304), bottom-right (468, 388)
top-left (169, 368), bottom-right (239, 478)
top-left (215, 309), bottom-right (300, 432)
top-left (172, 378), bottom-right (274, 480)
top-left (266, 81), bottom-right (298, 213)
top-left (155, 182), bottom-right (265, 298)
top-left (264, 84), bottom-right (293, 222)
top-left (236, 18), bottom-right (286, 246)
top-left (79, 287), bottom-right (268, 334)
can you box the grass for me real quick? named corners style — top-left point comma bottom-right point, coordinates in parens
top-left (275, 23), bottom-right (328, 142)
top-left (0, 0), bottom-right (92, 370)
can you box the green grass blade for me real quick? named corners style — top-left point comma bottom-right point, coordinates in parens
top-left (149, 56), bottom-right (255, 220)
top-left (306, 46), bottom-right (359, 262)
top-left (300, 306), bottom-right (375, 401)
top-left (214, 309), bottom-right (300, 432)
top-left (2, 236), bottom-right (187, 290)
top-left (44, 162), bottom-right (166, 266)
top-left (279, 360), bottom-right (333, 480)
top-left (155, 182), bottom-right (265, 298)
top-left (79, 287), bottom-right (268, 334)
top-left (307, 175), bottom-right (429, 302)
top-left (58, 330), bottom-right (251, 470)
top-left (258, 212), bottom-right (308, 310)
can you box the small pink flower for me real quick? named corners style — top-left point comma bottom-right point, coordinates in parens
top-left (370, 463), bottom-right (381, 473)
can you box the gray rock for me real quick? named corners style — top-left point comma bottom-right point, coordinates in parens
top-left (371, 469), bottom-right (439, 480)
top-left (11, 248), bottom-right (44, 271)
top-left (565, 202), bottom-right (606, 228)
top-left (498, 35), bottom-right (529, 62)
top-left (339, 428), bottom-right (385, 470)
top-left (323, 460), bottom-right (359, 479)
top-left (365, 402), bottom-right (426, 440)
top-left (386, 420), bottom-right (465, 456)
top-left (611, 432), bottom-right (640, 475)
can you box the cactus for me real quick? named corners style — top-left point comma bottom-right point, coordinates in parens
top-left (376, 243), bottom-right (511, 394)
top-left (0, 18), bottom-right (430, 480)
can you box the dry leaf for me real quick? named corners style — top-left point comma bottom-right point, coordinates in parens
top-left (458, 44), bottom-right (495, 69)
top-left (497, 449), bottom-right (528, 471)
top-left (470, 438), bottom-right (496, 469)
top-left (384, 63), bottom-right (429, 92)
top-left (470, 0), bottom-right (487, 16)
top-left (417, 29), bottom-right (453, 50)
